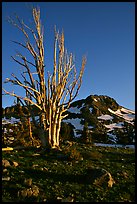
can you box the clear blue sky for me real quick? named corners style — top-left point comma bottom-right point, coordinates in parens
top-left (2, 2), bottom-right (135, 110)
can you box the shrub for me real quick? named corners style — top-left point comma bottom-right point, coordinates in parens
top-left (60, 122), bottom-right (75, 143)
top-left (63, 144), bottom-right (83, 161)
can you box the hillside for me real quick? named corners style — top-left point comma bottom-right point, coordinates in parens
top-left (2, 95), bottom-right (135, 202)
top-left (63, 95), bottom-right (135, 145)
top-left (2, 94), bottom-right (135, 146)
top-left (2, 142), bottom-right (135, 202)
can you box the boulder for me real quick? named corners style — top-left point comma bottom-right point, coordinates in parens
top-left (31, 185), bottom-right (39, 197)
top-left (18, 185), bottom-right (39, 198)
top-left (2, 177), bottom-right (10, 181)
top-left (85, 167), bottom-right (115, 188)
top-left (12, 161), bottom-right (19, 167)
top-left (3, 168), bottom-right (8, 173)
top-left (2, 159), bottom-right (11, 167)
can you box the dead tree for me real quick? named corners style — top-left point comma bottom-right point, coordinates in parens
top-left (3, 7), bottom-right (86, 148)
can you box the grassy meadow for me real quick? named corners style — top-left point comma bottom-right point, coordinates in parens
top-left (2, 142), bottom-right (135, 202)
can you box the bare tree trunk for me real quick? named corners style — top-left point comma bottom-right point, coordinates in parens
top-left (56, 118), bottom-right (61, 147)
top-left (52, 123), bottom-right (57, 148)
top-left (27, 117), bottom-right (34, 145)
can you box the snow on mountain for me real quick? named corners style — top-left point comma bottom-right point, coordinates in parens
top-left (108, 108), bottom-right (135, 124)
top-left (63, 95), bottom-right (135, 145)
top-left (2, 116), bottom-right (39, 125)
top-left (2, 117), bottom-right (20, 125)
top-left (107, 133), bottom-right (117, 143)
top-left (97, 114), bottom-right (113, 120)
top-left (89, 107), bottom-right (93, 113)
top-left (121, 107), bottom-right (135, 114)
top-left (30, 116), bottom-right (39, 123)
top-left (2, 94), bottom-right (135, 146)
top-left (105, 122), bottom-right (124, 132)
top-left (94, 143), bottom-right (135, 149)
top-left (68, 106), bottom-right (81, 114)
top-left (63, 118), bottom-right (84, 137)
top-left (88, 125), bottom-right (94, 129)
top-left (67, 103), bottom-right (86, 114)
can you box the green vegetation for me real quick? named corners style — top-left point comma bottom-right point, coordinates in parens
top-left (2, 142), bottom-right (135, 202)
top-left (2, 94), bottom-right (135, 202)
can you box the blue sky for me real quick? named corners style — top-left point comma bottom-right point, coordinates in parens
top-left (2, 2), bottom-right (135, 110)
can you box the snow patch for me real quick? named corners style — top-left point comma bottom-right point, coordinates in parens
top-left (97, 114), bottom-right (113, 120)
top-left (105, 122), bottom-right (124, 132)
top-left (9, 129), bottom-right (13, 133)
top-left (89, 107), bottom-right (93, 113)
top-left (94, 98), bottom-right (98, 102)
top-left (68, 103), bottom-right (86, 114)
top-left (108, 108), bottom-right (135, 124)
top-left (68, 106), bottom-right (81, 114)
top-left (63, 118), bottom-right (83, 137)
top-left (2, 117), bottom-right (20, 125)
top-left (94, 143), bottom-right (135, 149)
top-left (3, 128), bottom-right (7, 133)
top-left (121, 107), bottom-right (135, 114)
top-left (88, 125), bottom-right (94, 129)
top-left (80, 103), bottom-right (85, 109)
top-left (30, 116), bottom-right (39, 122)
top-left (107, 133), bottom-right (117, 143)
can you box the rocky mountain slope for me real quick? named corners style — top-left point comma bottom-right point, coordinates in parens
top-left (63, 95), bottom-right (135, 145)
top-left (2, 95), bottom-right (135, 145)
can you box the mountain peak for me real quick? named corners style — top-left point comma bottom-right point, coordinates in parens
top-left (63, 94), bottom-right (135, 145)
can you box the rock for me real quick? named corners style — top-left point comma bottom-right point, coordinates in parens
top-left (12, 161), bottom-right (19, 167)
top-left (3, 168), bottom-right (8, 173)
top-left (24, 178), bottom-right (32, 187)
top-left (32, 164), bottom-right (39, 168)
top-left (19, 170), bottom-right (25, 174)
top-left (2, 177), bottom-right (10, 181)
top-left (2, 159), bottom-right (11, 167)
top-left (18, 185), bottom-right (39, 198)
top-left (43, 167), bottom-right (48, 171)
top-left (122, 171), bottom-right (128, 178)
top-left (31, 185), bottom-right (39, 197)
top-left (9, 137), bottom-right (14, 141)
top-left (86, 167), bottom-right (115, 188)
top-left (107, 173), bottom-right (115, 187)
top-left (43, 198), bottom-right (47, 201)
top-left (57, 196), bottom-right (62, 201)
top-left (32, 153), bottom-right (40, 156)
top-left (26, 188), bottom-right (33, 197)
top-left (18, 189), bottom-right (28, 198)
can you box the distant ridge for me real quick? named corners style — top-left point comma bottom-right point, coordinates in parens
top-left (63, 94), bottom-right (135, 144)
top-left (2, 94), bottom-right (135, 145)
